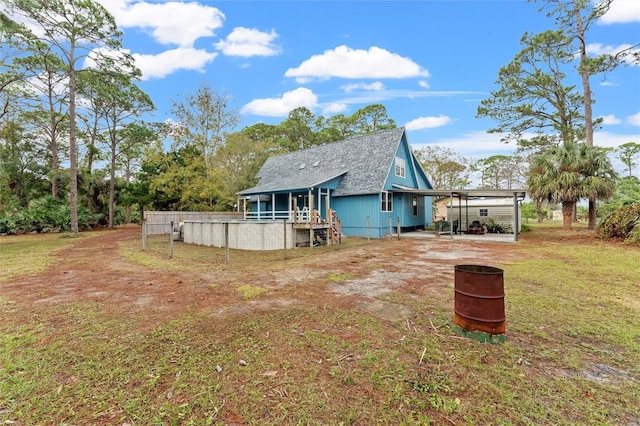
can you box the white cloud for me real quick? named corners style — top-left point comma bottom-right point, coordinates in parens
top-left (627, 112), bottom-right (640, 126)
top-left (341, 82), bottom-right (385, 92)
top-left (285, 45), bottom-right (430, 83)
top-left (599, 80), bottom-right (618, 86)
top-left (412, 129), bottom-right (639, 186)
top-left (412, 131), bottom-right (517, 159)
top-left (322, 103), bottom-right (349, 115)
top-left (599, 0), bottom-right (640, 24)
top-left (101, 0), bottom-right (225, 47)
top-left (405, 115), bottom-right (453, 131)
top-left (593, 130), bottom-right (640, 148)
top-left (241, 88), bottom-right (318, 117)
top-left (133, 48), bottom-right (218, 80)
top-left (412, 130), bottom-right (637, 160)
top-left (600, 114), bottom-right (622, 125)
top-left (419, 80), bottom-right (430, 89)
top-left (586, 43), bottom-right (640, 64)
top-left (215, 27), bottom-right (280, 57)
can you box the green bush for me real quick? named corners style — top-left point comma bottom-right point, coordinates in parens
top-left (598, 202), bottom-right (640, 244)
top-left (483, 218), bottom-right (513, 234)
top-left (0, 209), bottom-right (29, 234)
top-left (0, 197), bottom-right (102, 234)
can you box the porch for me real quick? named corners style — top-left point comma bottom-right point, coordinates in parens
top-left (238, 189), bottom-right (342, 246)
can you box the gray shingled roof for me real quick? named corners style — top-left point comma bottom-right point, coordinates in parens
top-left (238, 127), bottom-right (406, 196)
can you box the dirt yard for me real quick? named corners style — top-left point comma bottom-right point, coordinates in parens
top-left (2, 226), bottom-right (517, 325)
top-left (3, 225), bottom-right (639, 425)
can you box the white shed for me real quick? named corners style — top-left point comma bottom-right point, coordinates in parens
top-left (438, 197), bottom-right (522, 233)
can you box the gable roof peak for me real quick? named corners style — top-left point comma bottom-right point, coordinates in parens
top-left (239, 127), bottom-right (409, 196)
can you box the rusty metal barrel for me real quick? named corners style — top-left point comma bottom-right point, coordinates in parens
top-left (454, 264), bottom-right (506, 335)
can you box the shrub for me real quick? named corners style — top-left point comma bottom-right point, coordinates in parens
top-left (0, 209), bottom-right (29, 234)
top-left (0, 198), bottom-right (102, 234)
top-left (598, 203), bottom-right (640, 244)
top-left (483, 218), bottom-right (513, 234)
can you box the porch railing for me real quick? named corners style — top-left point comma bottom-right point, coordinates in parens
top-left (243, 207), bottom-right (321, 223)
top-left (244, 210), bottom-right (295, 221)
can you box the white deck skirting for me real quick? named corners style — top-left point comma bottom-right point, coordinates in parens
top-left (182, 220), bottom-right (296, 251)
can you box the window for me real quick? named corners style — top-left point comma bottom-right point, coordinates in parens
top-left (479, 208), bottom-right (488, 217)
top-left (382, 192), bottom-right (393, 212)
top-left (395, 157), bottom-right (406, 178)
top-left (412, 196), bottom-right (418, 216)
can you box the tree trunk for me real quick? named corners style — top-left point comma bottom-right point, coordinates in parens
top-left (68, 59), bottom-right (79, 234)
top-left (574, 0), bottom-right (597, 230)
top-left (588, 197), bottom-right (597, 229)
top-left (108, 124), bottom-right (116, 228)
top-left (562, 201), bottom-right (574, 230)
top-left (51, 138), bottom-right (58, 198)
top-left (535, 198), bottom-right (544, 223)
top-left (125, 158), bottom-right (132, 223)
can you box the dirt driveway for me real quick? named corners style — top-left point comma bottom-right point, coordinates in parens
top-left (2, 226), bottom-right (518, 325)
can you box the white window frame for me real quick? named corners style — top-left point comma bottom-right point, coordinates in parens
top-left (382, 191), bottom-right (393, 212)
top-left (479, 208), bottom-right (489, 217)
top-left (395, 157), bottom-right (406, 178)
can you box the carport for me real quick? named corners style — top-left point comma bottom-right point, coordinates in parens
top-left (399, 188), bottom-right (527, 242)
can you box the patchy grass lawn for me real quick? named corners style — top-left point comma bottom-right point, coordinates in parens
top-left (0, 224), bottom-right (638, 425)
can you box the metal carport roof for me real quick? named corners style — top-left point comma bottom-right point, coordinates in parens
top-left (391, 187), bottom-right (527, 242)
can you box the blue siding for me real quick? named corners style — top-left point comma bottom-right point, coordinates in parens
top-left (331, 134), bottom-right (434, 237)
top-left (332, 192), bottom-right (429, 238)
top-left (386, 138), bottom-right (413, 190)
top-left (413, 155), bottom-right (431, 189)
top-left (332, 194), bottom-right (391, 238)
top-left (397, 193), bottom-right (433, 229)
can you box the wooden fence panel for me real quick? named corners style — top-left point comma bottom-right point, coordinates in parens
top-left (143, 211), bottom-right (243, 235)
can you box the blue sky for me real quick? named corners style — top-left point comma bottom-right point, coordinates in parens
top-left (10, 0), bottom-right (640, 168)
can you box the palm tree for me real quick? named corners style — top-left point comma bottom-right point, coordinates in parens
top-left (579, 144), bottom-right (617, 228)
top-left (527, 142), bottom-right (617, 230)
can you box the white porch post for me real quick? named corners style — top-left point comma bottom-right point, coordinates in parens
top-left (272, 193), bottom-right (275, 220)
top-left (257, 195), bottom-right (261, 219)
top-left (309, 191), bottom-right (314, 246)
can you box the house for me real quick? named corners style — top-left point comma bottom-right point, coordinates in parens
top-left (237, 127), bottom-right (434, 240)
top-left (435, 196), bottom-right (523, 233)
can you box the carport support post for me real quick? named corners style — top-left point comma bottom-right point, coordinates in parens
top-left (449, 192), bottom-right (454, 240)
top-left (169, 221), bottom-right (174, 259)
top-left (396, 217), bottom-right (401, 240)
